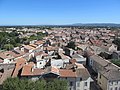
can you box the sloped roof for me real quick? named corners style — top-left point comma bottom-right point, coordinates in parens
top-left (76, 68), bottom-right (90, 80)
top-left (21, 63), bottom-right (90, 80)
top-left (44, 66), bottom-right (59, 75)
top-left (90, 55), bottom-right (108, 67)
top-left (100, 69), bottom-right (120, 80)
top-left (35, 40), bottom-right (44, 45)
top-left (0, 51), bottom-right (14, 59)
top-left (23, 45), bottom-right (35, 50)
top-left (59, 69), bottom-right (77, 77)
top-left (12, 58), bottom-right (26, 77)
top-left (21, 62), bottom-right (34, 76)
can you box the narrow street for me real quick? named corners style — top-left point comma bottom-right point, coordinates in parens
top-left (86, 66), bottom-right (102, 90)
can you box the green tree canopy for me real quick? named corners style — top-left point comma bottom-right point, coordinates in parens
top-left (66, 41), bottom-right (76, 50)
top-left (2, 78), bottom-right (68, 90)
top-left (3, 44), bottom-right (14, 50)
top-left (113, 38), bottom-right (120, 50)
top-left (111, 59), bottom-right (120, 67)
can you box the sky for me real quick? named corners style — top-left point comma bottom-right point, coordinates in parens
top-left (0, 0), bottom-right (120, 25)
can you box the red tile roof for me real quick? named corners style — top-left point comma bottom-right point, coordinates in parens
top-left (21, 63), bottom-right (90, 80)
top-left (21, 64), bottom-right (33, 76)
top-left (59, 69), bottom-right (77, 77)
top-left (12, 58), bottom-right (26, 77)
top-left (0, 59), bottom-right (3, 63)
top-left (35, 41), bottom-right (44, 45)
top-left (32, 69), bottom-right (44, 76)
top-left (44, 66), bottom-right (59, 75)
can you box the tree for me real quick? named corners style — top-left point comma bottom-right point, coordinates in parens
top-left (3, 78), bottom-right (26, 90)
top-left (52, 79), bottom-right (68, 90)
top-left (3, 78), bottom-right (35, 90)
top-left (2, 78), bottom-right (68, 90)
top-left (3, 44), bottom-right (14, 50)
top-left (29, 35), bottom-right (38, 41)
top-left (113, 38), bottom-right (120, 50)
top-left (66, 41), bottom-right (76, 50)
top-left (0, 32), bottom-right (22, 50)
top-left (34, 79), bottom-right (46, 90)
top-left (111, 59), bottom-right (120, 67)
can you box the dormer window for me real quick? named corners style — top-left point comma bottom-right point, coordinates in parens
top-left (42, 56), bottom-right (44, 59)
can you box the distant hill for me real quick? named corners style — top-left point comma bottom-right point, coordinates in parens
top-left (0, 23), bottom-right (120, 27)
top-left (72, 23), bottom-right (120, 27)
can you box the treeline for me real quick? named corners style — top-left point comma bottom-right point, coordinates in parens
top-left (0, 31), bottom-right (21, 50)
top-left (0, 26), bottom-right (52, 30)
top-left (29, 32), bottom-right (48, 41)
top-left (2, 78), bottom-right (68, 90)
top-left (0, 31), bottom-right (47, 50)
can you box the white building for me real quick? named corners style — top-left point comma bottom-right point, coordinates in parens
top-left (21, 63), bottom-right (92, 90)
top-left (72, 53), bottom-right (86, 65)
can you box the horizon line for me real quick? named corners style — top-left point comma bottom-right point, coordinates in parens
top-left (0, 22), bottom-right (120, 26)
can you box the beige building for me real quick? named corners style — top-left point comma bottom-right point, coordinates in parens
top-left (89, 55), bottom-right (120, 90)
top-left (98, 69), bottom-right (120, 90)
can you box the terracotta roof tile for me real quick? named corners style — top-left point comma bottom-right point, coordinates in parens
top-left (8, 50), bottom-right (25, 58)
top-left (29, 44), bottom-right (38, 48)
top-left (44, 66), bottom-right (59, 75)
top-left (21, 63), bottom-right (34, 76)
top-left (59, 69), bottom-right (77, 77)
top-left (0, 51), bottom-right (14, 59)
top-left (32, 69), bottom-right (44, 76)
top-left (44, 46), bottom-right (58, 51)
top-left (0, 59), bottom-right (3, 63)
top-left (21, 63), bottom-right (90, 80)
top-left (12, 58), bottom-right (26, 77)
top-left (35, 41), bottom-right (44, 45)
top-left (23, 45), bottom-right (35, 50)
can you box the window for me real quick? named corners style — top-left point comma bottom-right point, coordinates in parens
top-left (80, 78), bottom-right (82, 81)
top-left (99, 75), bottom-right (101, 79)
top-left (110, 87), bottom-right (113, 90)
top-left (70, 82), bottom-right (73, 86)
top-left (115, 81), bottom-right (118, 85)
top-left (115, 87), bottom-right (117, 90)
top-left (84, 82), bottom-right (87, 86)
top-left (42, 56), bottom-right (44, 59)
top-left (77, 82), bottom-right (80, 87)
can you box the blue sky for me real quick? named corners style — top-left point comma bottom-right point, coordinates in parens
top-left (0, 0), bottom-right (120, 25)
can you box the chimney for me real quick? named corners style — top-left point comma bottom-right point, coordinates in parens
top-left (72, 65), bottom-right (77, 72)
top-left (31, 67), bottom-right (34, 72)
